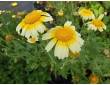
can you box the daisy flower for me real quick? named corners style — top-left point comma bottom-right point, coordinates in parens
top-left (42, 21), bottom-right (84, 59)
top-left (16, 10), bottom-right (53, 43)
top-left (87, 14), bottom-right (106, 32)
top-left (78, 7), bottom-right (95, 20)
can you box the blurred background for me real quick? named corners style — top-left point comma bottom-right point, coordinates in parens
top-left (0, 1), bottom-right (34, 12)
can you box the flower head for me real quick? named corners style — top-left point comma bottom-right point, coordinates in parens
top-left (42, 21), bottom-right (84, 59)
top-left (89, 74), bottom-right (99, 84)
top-left (78, 7), bottom-right (95, 20)
top-left (58, 9), bottom-right (64, 16)
top-left (16, 10), bottom-right (53, 43)
top-left (11, 2), bottom-right (18, 7)
top-left (87, 14), bottom-right (106, 32)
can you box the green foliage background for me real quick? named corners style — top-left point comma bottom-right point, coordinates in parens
top-left (0, 1), bottom-right (110, 84)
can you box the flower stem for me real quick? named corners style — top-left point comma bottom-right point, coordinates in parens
top-left (39, 41), bottom-right (56, 68)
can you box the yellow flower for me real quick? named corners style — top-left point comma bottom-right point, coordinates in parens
top-left (89, 74), bottom-right (99, 84)
top-left (58, 9), bottom-right (64, 16)
top-left (42, 21), bottom-right (84, 59)
top-left (78, 7), bottom-right (95, 20)
top-left (87, 14), bottom-right (106, 32)
top-left (16, 10), bottom-right (53, 43)
top-left (12, 15), bottom-right (16, 18)
top-left (11, 2), bottom-right (18, 7)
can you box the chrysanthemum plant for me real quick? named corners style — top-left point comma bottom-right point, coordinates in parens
top-left (0, 2), bottom-right (110, 84)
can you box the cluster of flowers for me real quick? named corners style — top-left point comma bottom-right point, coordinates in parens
top-left (16, 7), bottom-right (106, 59)
top-left (78, 7), bottom-right (106, 32)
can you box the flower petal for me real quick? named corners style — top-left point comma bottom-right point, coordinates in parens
top-left (42, 33), bottom-right (53, 40)
top-left (64, 21), bottom-right (72, 27)
top-left (69, 38), bottom-right (83, 53)
top-left (54, 41), bottom-right (69, 59)
top-left (24, 30), bottom-right (31, 38)
top-left (40, 12), bottom-right (53, 22)
top-left (36, 23), bottom-right (47, 33)
top-left (45, 39), bottom-right (57, 52)
top-left (21, 29), bottom-right (26, 36)
top-left (16, 25), bottom-right (22, 34)
top-left (98, 14), bottom-right (104, 20)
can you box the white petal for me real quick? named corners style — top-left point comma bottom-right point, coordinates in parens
top-left (25, 31), bottom-right (31, 38)
top-left (42, 33), bottom-right (53, 40)
top-left (31, 29), bottom-right (39, 37)
top-left (103, 25), bottom-right (106, 30)
top-left (21, 29), bottom-right (26, 36)
top-left (76, 36), bottom-right (84, 46)
top-left (69, 41), bottom-right (81, 53)
top-left (16, 25), bottom-right (21, 34)
top-left (41, 12), bottom-right (53, 22)
top-left (70, 26), bottom-right (76, 31)
top-left (64, 21), bottom-right (72, 27)
top-left (98, 14), bottom-right (104, 20)
top-left (92, 15), bottom-right (95, 19)
top-left (45, 39), bottom-right (57, 52)
top-left (98, 28), bottom-right (103, 32)
top-left (54, 41), bottom-right (69, 59)
top-left (78, 37), bottom-right (84, 46)
top-left (36, 24), bottom-right (47, 33)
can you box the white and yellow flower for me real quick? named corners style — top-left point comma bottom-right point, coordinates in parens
top-left (78, 7), bottom-right (95, 20)
top-left (16, 10), bottom-right (53, 43)
top-left (87, 14), bottom-right (106, 32)
top-left (42, 21), bottom-right (84, 59)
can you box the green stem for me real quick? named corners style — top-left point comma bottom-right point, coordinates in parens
top-left (39, 41), bottom-right (56, 68)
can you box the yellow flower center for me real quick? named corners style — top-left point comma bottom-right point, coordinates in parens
top-left (91, 19), bottom-right (104, 28)
top-left (79, 8), bottom-right (93, 16)
top-left (24, 10), bottom-right (42, 24)
top-left (55, 28), bottom-right (74, 42)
